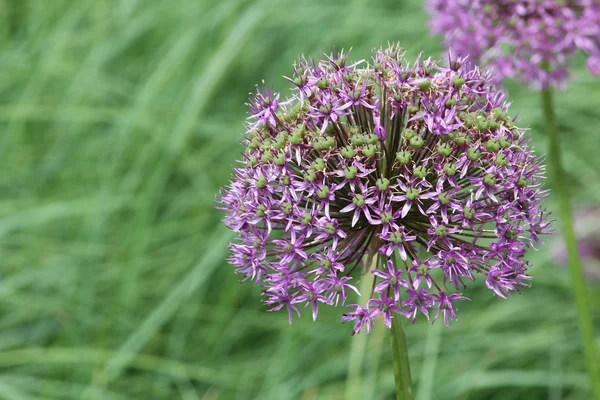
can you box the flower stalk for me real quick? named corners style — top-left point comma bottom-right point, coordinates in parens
top-left (391, 313), bottom-right (413, 400)
top-left (542, 89), bottom-right (600, 399)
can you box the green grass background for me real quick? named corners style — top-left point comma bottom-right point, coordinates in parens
top-left (0, 0), bottom-right (599, 399)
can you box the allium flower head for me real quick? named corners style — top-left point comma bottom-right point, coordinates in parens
top-left (217, 45), bottom-right (552, 335)
top-left (426, 0), bottom-right (600, 90)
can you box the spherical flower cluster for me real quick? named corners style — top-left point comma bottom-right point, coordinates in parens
top-left (426, 0), bottom-right (600, 90)
top-left (217, 45), bottom-right (552, 335)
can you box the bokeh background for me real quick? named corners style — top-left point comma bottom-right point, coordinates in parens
top-left (1, 0), bottom-right (600, 399)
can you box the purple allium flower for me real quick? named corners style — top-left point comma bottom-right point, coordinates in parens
top-left (217, 45), bottom-right (552, 335)
top-left (426, 0), bottom-right (600, 90)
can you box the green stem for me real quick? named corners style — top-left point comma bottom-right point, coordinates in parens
top-left (542, 89), bottom-right (600, 399)
top-left (391, 314), bottom-right (414, 400)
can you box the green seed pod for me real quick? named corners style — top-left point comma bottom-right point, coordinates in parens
top-left (418, 79), bottom-right (432, 91)
top-left (396, 150), bottom-right (411, 165)
top-left (463, 206), bottom-right (475, 219)
top-left (353, 194), bottom-right (365, 207)
top-left (255, 176), bottom-right (267, 189)
top-left (413, 165), bottom-right (428, 179)
top-left (406, 187), bottom-right (420, 201)
top-left (312, 158), bottom-right (325, 170)
top-left (344, 166), bottom-right (358, 179)
top-left (362, 144), bottom-right (377, 158)
top-left (452, 75), bottom-right (465, 88)
top-left (409, 135), bottom-right (424, 149)
top-left (341, 145), bottom-right (355, 159)
top-left (376, 177), bottom-right (390, 191)
top-left (485, 139), bottom-right (500, 152)
top-left (402, 129), bottom-right (417, 140)
top-left (495, 153), bottom-right (508, 167)
top-left (484, 173), bottom-right (496, 186)
top-left (467, 147), bottom-right (481, 160)
top-left (317, 185), bottom-right (330, 199)
top-left (437, 143), bottom-right (452, 156)
top-left (443, 162), bottom-right (457, 175)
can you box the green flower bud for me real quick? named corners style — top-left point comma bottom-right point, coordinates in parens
top-left (312, 158), bottom-right (325, 170)
top-left (396, 150), bottom-right (411, 165)
top-left (390, 231), bottom-right (403, 244)
top-left (317, 78), bottom-right (328, 89)
top-left (475, 117), bottom-right (489, 132)
top-left (438, 192), bottom-right (452, 205)
top-left (274, 152), bottom-right (285, 166)
top-left (363, 144), bottom-right (377, 158)
top-left (441, 132), bottom-right (455, 142)
top-left (463, 206), bottom-right (475, 219)
top-left (376, 177), bottom-right (390, 191)
top-left (413, 165), bottom-right (428, 179)
top-left (282, 202), bottom-right (292, 215)
top-left (409, 135), bottom-right (424, 149)
top-left (402, 129), bottom-right (417, 140)
top-left (344, 166), bottom-right (358, 179)
top-left (301, 212), bottom-right (312, 225)
top-left (293, 75), bottom-right (306, 86)
top-left (437, 142), bottom-right (452, 157)
top-left (304, 169), bottom-right (317, 182)
top-left (317, 185), bottom-right (330, 199)
top-left (454, 133), bottom-right (468, 146)
top-left (256, 204), bottom-right (267, 217)
top-left (247, 156), bottom-right (258, 168)
top-left (443, 162), bottom-right (457, 175)
top-left (351, 134), bottom-right (365, 146)
top-left (495, 153), bottom-right (508, 167)
top-left (452, 75), bottom-right (465, 88)
top-left (289, 133), bottom-right (302, 145)
top-left (367, 134), bottom-right (379, 145)
top-left (418, 79), bottom-right (432, 91)
top-left (406, 187), bottom-right (419, 201)
top-left (484, 173), bottom-right (496, 186)
top-left (294, 124), bottom-right (306, 137)
top-left (435, 225), bottom-right (447, 238)
top-left (261, 152), bottom-right (273, 163)
top-left (381, 212), bottom-right (393, 224)
top-left (324, 222), bottom-right (336, 235)
top-left (341, 145), bottom-right (355, 159)
top-left (255, 176), bottom-right (267, 189)
top-left (467, 147), bottom-right (481, 160)
top-left (485, 139), bottom-right (500, 152)
top-left (353, 194), bottom-right (365, 207)
top-left (517, 176), bottom-right (529, 187)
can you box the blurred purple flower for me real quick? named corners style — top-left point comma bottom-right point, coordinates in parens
top-left (217, 45), bottom-right (552, 335)
top-left (426, 0), bottom-right (600, 90)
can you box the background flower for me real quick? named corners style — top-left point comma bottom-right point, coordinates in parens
top-left (426, 0), bottom-right (600, 90)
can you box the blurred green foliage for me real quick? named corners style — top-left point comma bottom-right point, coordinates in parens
top-left (0, 0), bottom-right (599, 399)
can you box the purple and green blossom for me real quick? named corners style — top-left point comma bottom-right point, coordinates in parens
top-left (217, 46), bottom-right (552, 335)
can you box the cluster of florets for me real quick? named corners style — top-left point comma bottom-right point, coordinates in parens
top-left (426, 0), bottom-right (600, 90)
top-left (217, 45), bottom-right (552, 335)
